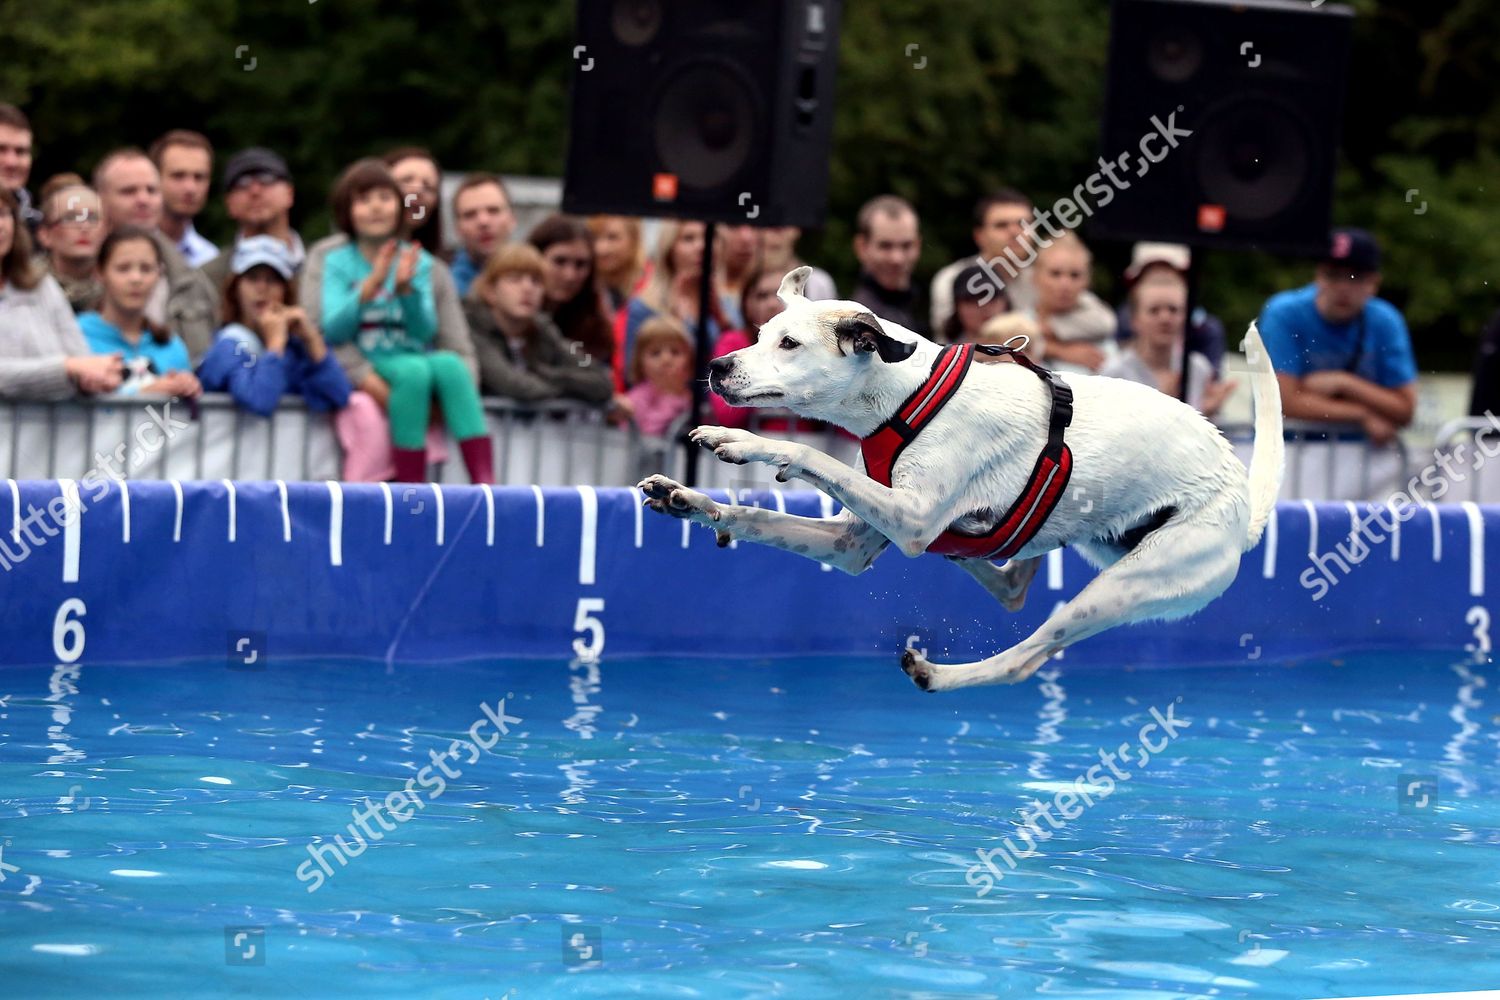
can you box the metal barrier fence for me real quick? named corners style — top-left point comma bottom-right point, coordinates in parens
top-left (1431, 416), bottom-right (1500, 504)
top-left (1220, 420), bottom-right (1411, 502)
top-left (0, 394), bottom-right (656, 486)
top-left (3, 393), bottom-right (337, 482)
top-left (0, 394), bottom-right (1425, 500)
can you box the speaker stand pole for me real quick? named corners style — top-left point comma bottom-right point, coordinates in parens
top-left (684, 221), bottom-right (717, 487)
top-left (1178, 254), bottom-right (1199, 406)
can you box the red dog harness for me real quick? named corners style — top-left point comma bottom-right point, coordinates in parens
top-left (860, 342), bottom-right (1074, 560)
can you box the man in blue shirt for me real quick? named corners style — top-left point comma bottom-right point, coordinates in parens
top-left (1257, 228), bottom-right (1418, 445)
top-left (450, 173), bottom-right (515, 297)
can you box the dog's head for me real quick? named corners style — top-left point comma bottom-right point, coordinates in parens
top-left (707, 266), bottom-right (922, 428)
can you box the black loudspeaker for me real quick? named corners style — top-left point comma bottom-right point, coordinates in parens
top-left (562, 0), bottom-right (842, 227)
top-left (1090, 0), bottom-right (1354, 256)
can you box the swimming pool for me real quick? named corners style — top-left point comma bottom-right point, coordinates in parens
top-left (0, 482), bottom-right (1494, 997)
top-left (2, 649), bottom-right (1495, 998)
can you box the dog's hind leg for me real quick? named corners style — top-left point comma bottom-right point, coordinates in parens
top-left (948, 556), bottom-right (1041, 612)
top-left (903, 514), bottom-right (1242, 692)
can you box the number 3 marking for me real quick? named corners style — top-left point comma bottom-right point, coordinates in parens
top-left (1466, 605), bottom-right (1491, 657)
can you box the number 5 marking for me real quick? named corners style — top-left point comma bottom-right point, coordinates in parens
top-left (572, 598), bottom-right (605, 661)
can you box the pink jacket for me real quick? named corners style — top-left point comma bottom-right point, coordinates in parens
top-left (627, 382), bottom-right (692, 437)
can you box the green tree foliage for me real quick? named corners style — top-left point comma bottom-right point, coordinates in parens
top-left (1, 0), bottom-right (1492, 368)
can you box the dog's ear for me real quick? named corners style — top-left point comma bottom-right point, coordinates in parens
top-left (835, 312), bottom-right (918, 363)
top-left (777, 266), bottom-right (812, 304)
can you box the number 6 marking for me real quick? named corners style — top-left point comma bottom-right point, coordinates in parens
top-left (53, 598), bottom-right (87, 663)
top-left (572, 597), bottom-right (605, 661)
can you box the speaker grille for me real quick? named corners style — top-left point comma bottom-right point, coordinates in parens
top-left (564, 0), bottom-right (843, 227)
top-left (1092, 0), bottom-right (1353, 255)
top-left (1195, 96), bottom-right (1312, 222)
top-left (653, 60), bottom-right (759, 190)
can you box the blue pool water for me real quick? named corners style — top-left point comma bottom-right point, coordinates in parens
top-left (1, 651), bottom-right (1496, 998)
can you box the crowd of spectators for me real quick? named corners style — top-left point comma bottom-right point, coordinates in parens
top-left (0, 100), bottom-right (1442, 486)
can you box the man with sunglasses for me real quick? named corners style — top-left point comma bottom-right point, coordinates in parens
top-left (200, 148), bottom-right (305, 295)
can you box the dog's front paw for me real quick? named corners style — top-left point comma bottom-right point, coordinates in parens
top-left (638, 474), bottom-right (721, 524)
top-left (690, 426), bottom-right (761, 467)
top-left (691, 427), bottom-right (802, 480)
top-left (690, 425), bottom-right (754, 449)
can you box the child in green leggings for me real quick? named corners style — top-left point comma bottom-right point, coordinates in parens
top-left (321, 158), bottom-right (492, 483)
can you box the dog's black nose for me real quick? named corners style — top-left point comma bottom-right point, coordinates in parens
top-left (708, 356), bottom-right (734, 377)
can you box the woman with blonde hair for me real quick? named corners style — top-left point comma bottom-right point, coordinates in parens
top-left (1027, 230), bottom-right (1118, 374)
top-left (1102, 269), bottom-right (1235, 416)
top-left (618, 219), bottom-right (734, 388)
top-left (587, 215), bottom-right (647, 312)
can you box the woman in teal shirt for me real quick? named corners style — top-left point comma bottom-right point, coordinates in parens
top-left (320, 159), bottom-right (491, 483)
top-left (79, 226), bottom-right (201, 398)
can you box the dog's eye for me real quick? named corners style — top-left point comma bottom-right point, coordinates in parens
top-left (779, 336), bottom-right (799, 350)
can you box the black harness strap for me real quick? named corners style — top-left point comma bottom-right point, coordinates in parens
top-left (973, 342), bottom-right (1075, 455)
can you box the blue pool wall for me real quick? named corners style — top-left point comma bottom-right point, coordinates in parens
top-left (0, 481), bottom-right (1492, 669)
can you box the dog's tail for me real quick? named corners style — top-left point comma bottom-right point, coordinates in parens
top-left (1242, 321), bottom-right (1284, 551)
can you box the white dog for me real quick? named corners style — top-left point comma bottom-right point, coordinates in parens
top-left (639, 266), bottom-right (1283, 692)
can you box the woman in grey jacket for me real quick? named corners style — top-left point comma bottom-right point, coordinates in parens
top-left (464, 244), bottom-right (613, 406)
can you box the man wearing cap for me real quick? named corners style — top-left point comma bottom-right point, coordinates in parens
top-left (1115, 242), bottom-right (1227, 373)
top-left (93, 147), bottom-right (220, 360)
top-left (200, 147), bottom-right (305, 293)
top-left (1257, 227), bottom-right (1417, 445)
